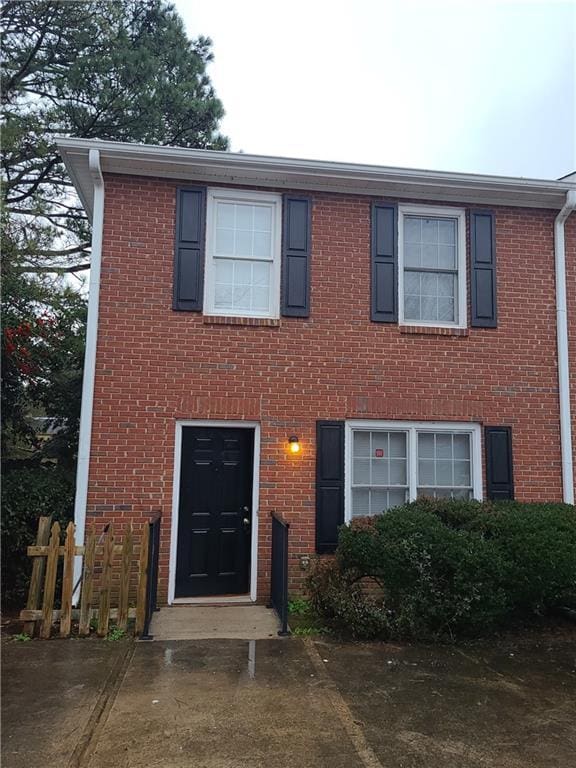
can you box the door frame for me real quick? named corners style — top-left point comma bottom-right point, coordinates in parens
top-left (168, 420), bottom-right (260, 605)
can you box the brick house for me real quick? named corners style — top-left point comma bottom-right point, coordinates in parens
top-left (57, 138), bottom-right (575, 604)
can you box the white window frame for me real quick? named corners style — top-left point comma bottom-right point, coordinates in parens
top-left (203, 188), bottom-right (282, 319)
top-left (344, 420), bottom-right (482, 522)
top-left (398, 204), bottom-right (467, 329)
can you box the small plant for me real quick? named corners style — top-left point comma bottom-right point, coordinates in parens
top-left (106, 625), bottom-right (126, 641)
top-left (292, 625), bottom-right (328, 637)
top-left (89, 616), bottom-right (98, 632)
top-left (13, 632), bottom-right (31, 642)
top-left (288, 597), bottom-right (312, 616)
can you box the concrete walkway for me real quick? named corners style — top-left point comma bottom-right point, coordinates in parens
top-left (148, 605), bottom-right (280, 640)
top-left (2, 631), bottom-right (575, 767)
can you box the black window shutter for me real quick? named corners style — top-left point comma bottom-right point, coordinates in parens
top-left (485, 426), bottom-right (514, 499)
top-left (470, 210), bottom-right (497, 327)
top-left (282, 196), bottom-right (311, 317)
top-left (316, 421), bottom-right (345, 554)
top-left (371, 203), bottom-right (398, 322)
top-left (173, 187), bottom-right (206, 311)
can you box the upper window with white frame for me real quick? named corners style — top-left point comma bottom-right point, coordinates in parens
top-left (204, 189), bottom-right (282, 318)
top-left (346, 421), bottom-right (482, 520)
top-left (398, 205), bottom-right (467, 329)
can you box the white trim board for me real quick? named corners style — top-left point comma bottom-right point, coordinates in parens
top-left (168, 420), bottom-right (260, 605)
top-left (344, 420), bottom-right (483, 522)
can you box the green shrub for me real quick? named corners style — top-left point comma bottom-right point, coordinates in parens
top-left (308, 500), bottom-right (576, 641)
top-left (1, 465), bottom-right (74, 607)
top-left (307, 559), bottom-right (390, 640)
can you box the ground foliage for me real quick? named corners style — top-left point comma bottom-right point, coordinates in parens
top-left (307, 499), bottom-right (576, 641)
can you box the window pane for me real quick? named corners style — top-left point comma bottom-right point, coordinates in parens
top-left (253, 231), bottom-right (271, 258)
top-left (253, 261), bottom-right (269, 287)
top-left (215, 258), bottom-right (234, 284)
top-left (404, 244), bottom-right (421, 268)
top-left (438, 298), bottom-right (455, 322)
top-left (235, 260), bottom-right (252, 284)
top-left (438, 244), bottom-right (456, 269)
top-left (438, 219), bottom-right (456, 244)
top-left (454, 460), bottom-right (471, 485)
top-left (353, 432), bottom-right (370, 457)
top-left (436, 434), bottom-right (452, 458)
top-left (352, 488), bottom-right (370, 517)
top-left (215, 228), bottom-right (234, 255)
top-left (421, 296), bottom-right (437, 321)
top-left (235, 205), bottom-right (252, 230)
top-left (372, 432), bottom-right (388, 454)
top-left (421, 272), bottom-right (437, 296)
top-left (404, 295), bottom-right (420, 320)
top-left (436, 460), bottom-right (453, 485)
top-left (418, 433), bottom-right (435, 458)
top-left (422, 244), bottom-right (438, 268)
top-left (453, 434), bottom-right (470, 459)
top-left (390, 459), bottom-right (407, 485)
top-left (389, 488), bottom-right (408, 508)
top-left (437, 274), bottom-right (455, 297)
top-left (371, 489), bottom-right (389, 515)
top-left (214, 284), bottom-right (232, 308)
top-left (372, 460), bottom-right (389, 485)
top-left (404, 217), bottom-right (421, 243)
top-left (422, 218), bottom-right (438, 243)
top-left (252, 287), bottom-right (269, 311)
top-left (235, 229), bottom-right (252, 257)
top-left (353, 458), bottom-right (370, 484)
top-left (418, 459), bottom-right (435, 485)
top-left (253, 206), bottom-right (272, 231)
top-left (405, 271), bottom-right (420, 294)
top-left (216, 203), bottom-right (235, 228)
top-left (389, 433), bottom-right (407, 457)
top-left (232, 284), bottom-right (251, 310)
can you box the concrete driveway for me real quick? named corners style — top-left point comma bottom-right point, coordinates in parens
top-left (2, 632), bottom-right (575, 768)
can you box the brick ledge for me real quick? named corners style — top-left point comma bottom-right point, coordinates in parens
top-left (400, 325), bottom-right (469, 337)
top-left (203, 315), bottom-right (281, 327)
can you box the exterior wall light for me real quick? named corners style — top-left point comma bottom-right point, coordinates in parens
top-left (288, 435), bottom-right (301, 454)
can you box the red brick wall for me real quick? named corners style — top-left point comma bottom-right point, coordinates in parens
top-left (87, 173), bottom-right (572, 602)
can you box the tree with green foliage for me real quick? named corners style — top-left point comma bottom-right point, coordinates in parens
top-left (1, 0), bottom-right (229, 606)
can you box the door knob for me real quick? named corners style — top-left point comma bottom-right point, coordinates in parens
top-left (242, 517), bottom-right (250, 528)
top-left (242, 506), bottom-right (249, 512)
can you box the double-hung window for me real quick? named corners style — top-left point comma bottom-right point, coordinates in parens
top-left (346, 421), bottom-right (481, 519)
top-left (204, 189), bottom-right (282, 318)
top-left (398, 205), bottom-right (467, 328)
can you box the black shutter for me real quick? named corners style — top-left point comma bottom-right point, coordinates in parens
top-left (371, 203), bottom-right (398, 322)
top-left (173, 187), bottom-right (206, 311)
top-left (470, 210), bottom-right (497, 327)
top-left (282, 196), bottom-right (311, 317)
top-left (485, 426), bottom-right (514, 499)
top-left (316, 421), bottom-right (345, 554)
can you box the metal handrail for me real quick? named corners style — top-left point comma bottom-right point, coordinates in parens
top-left (268, 511), bottom-right (290, 636)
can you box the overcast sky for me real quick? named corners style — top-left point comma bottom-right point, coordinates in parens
top-left (175, 0), bottom-right (575, 179)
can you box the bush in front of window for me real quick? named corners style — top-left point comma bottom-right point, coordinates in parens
top-left (307, 499), bottom-right (576, 641)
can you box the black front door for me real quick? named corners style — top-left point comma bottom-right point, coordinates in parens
top-left (175, 427), bottom-right (254, 598)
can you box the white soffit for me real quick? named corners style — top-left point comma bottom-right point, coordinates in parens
top-left (56, 138), bottom-right (576, 223)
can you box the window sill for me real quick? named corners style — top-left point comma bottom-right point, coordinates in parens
top-left (400, 325), bottom-right (469, 337)
top-left (203, 315), bottom-right (281, 327)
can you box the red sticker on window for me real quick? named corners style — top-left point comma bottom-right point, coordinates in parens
top-left (375, 449), bottom-right (384, 458)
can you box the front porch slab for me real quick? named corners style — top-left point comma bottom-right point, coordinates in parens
top-left (147, 605), bottom-right (281, 640)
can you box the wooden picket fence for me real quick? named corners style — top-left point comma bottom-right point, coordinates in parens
top-left (19, 517), bottom-right (153, 639)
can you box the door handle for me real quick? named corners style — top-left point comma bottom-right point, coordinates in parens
top-left (242, 517), bottom-right (250, 528)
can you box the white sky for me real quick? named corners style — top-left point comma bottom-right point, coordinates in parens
top-left (174, 0), bottom-right (575, 179)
